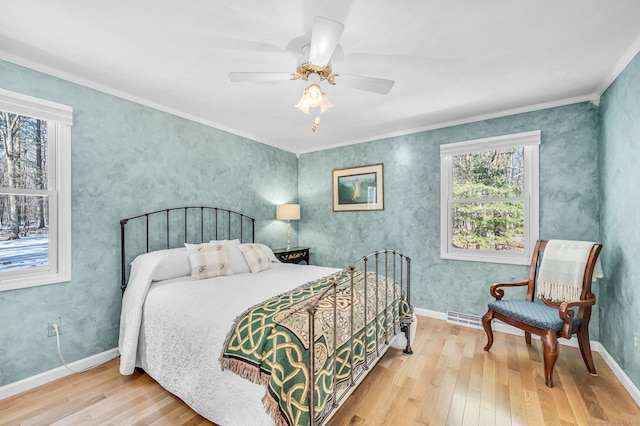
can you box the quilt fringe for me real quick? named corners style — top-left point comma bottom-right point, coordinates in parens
top-left (220, 268), bottom-right (400, 426)
top-left (262, 391), bottom-right (290, 426)
top-left (219, 357), bottom-right (269, 386)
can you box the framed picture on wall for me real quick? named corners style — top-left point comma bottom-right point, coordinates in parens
top-left (332, 163), bottom-right (384, 211)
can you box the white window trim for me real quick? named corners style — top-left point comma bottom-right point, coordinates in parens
top-left (0, 88), bottom-right (72, 291)
top-left (440, 130), bottom-right (540, 265)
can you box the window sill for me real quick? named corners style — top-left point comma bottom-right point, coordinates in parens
top-left (0, 270), bottom-right (71, 292)
top-left (441, 250), bottom-right (531, 266)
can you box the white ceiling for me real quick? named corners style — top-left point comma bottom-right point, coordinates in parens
top-left (2, 1), bottom-right (640, 155)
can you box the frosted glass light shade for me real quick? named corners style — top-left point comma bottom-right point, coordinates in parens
top-left (294, 84), bottom-right (333, 115)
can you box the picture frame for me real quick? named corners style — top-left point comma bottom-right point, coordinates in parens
top-left (332, 163), bottom-right (384, 212)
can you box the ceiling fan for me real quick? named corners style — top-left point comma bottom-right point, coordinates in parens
top-left (228, 16), bottom-right (395, 122)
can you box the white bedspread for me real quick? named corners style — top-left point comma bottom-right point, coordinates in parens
top-left (119, 261), bottom-right (340, 425)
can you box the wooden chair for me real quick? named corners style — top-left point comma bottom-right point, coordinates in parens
top-left (482, 239), bottom-right (603, 387)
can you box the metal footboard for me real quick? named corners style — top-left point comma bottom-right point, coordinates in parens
top-left (306, 249), bottom-right (413, 425)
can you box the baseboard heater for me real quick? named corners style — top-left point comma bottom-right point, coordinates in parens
top-left (446, 310), bottom-right (483, 329)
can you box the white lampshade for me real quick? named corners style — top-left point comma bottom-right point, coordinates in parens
top-left (276, 204), bottom-right (300, 221)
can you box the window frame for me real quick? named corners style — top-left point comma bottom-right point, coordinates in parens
top-left (0, 88), bottom-right (72, 291)
top-left (440, 130), bottom-right (540, 265)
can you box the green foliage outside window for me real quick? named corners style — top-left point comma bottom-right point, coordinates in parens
top-left (451, 147), bottom-right (525, 252)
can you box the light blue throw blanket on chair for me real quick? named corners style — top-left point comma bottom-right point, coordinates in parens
top-left (537, 240), bottom-right (603, 302)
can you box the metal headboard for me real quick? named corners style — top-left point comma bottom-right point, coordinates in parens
top-left (120, 206), bottom-right (255, 294)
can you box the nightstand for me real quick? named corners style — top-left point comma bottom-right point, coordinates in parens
top-left (273, 247), bottom-right (310, 265)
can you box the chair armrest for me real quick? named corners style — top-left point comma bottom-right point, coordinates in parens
top-left (562, 295), bottom-right (596, 310)
top-left (489, 279), bottom-right (530, 300)
top-left (558, 295), bottom-right (596, 320)
top-left (557, 295), bottom-right (596, 337)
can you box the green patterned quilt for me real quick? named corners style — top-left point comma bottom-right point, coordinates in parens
top-left (220, 269), bottom-right (411, 426)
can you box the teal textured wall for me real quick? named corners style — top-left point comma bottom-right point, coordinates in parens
top-left (3, 51), bottom-right (637, 395)
top-left (299, 102), bottom-right (600, 324)
top-left (599, 51), bottom-right (640, 390)
top-left (0, 60), bottom-right (298, 386)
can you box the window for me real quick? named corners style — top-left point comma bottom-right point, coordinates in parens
top-left (440, 130), bottom-right (539, 265)
top-left (0, 88), bottom-right (72, 291)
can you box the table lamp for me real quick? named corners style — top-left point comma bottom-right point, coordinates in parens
top-left (276, 204), bottom-right (300, 250)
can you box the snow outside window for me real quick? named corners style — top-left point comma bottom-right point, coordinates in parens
top-left (0, 88), bottom-right (72, 291)
top-left (440, 131), bottom-right (540, 265)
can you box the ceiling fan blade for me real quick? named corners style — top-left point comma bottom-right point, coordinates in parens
top-left (228, 72), bottom-right (294, 82)
top-left (308, 17), bottom-right (345, 67)
top-left (336, 74), bottom-right (395, 95)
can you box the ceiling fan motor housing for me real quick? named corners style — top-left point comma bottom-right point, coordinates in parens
top-left (293, 62), bottom-right (338, 85)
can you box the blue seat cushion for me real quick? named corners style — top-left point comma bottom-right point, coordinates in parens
top-left (488, 300), bottom-right (580, 331)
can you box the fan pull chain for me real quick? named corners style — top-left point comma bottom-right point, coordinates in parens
top-left (311, 116), bottom-right (320, 133)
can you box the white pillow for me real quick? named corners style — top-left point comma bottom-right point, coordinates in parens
top-left (238, 243), bottom-right (273, 273)
top-left (185, 242), bottom-right (233, 279)
top-left (130, 247), bottom-right (191, 282)
top-left (210, 239), bottom-right (251, 274)
top-left (152, 247), bottom-right (191, 281)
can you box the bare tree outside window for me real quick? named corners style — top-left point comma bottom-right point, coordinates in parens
top-left (0, 89), bottom-right (71, 290)
top-left (0, 111), bottom-right (49, 271)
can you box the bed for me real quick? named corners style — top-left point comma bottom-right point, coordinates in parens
top-left (118, 206), bottom-right (413, 425)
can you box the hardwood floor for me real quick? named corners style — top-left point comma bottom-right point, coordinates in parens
top-left (1, 316), bottom-right (638, 425)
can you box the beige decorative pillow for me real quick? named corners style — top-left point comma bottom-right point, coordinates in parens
top-left (238, 243), bottom-right (272, 273)
top-left (184, 242), bottom-right (233, 279)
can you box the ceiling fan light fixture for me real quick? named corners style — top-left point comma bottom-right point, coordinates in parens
top-left (294, 83), bottom-right (333, 115)
top-left (319, 92), bottom-right (333, 113)
top-left (294, 97), bottom-right (310, 115)
top-left (305, 83), bottom-right (323, 107)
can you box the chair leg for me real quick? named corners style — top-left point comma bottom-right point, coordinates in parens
top-left (577, 325), bottom-right (597, 376)
top-left (541, 332), bottom-right (559, 388)
top-left (482, 310), bottom-right (494, 351)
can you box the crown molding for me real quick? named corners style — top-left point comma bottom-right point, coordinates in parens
top-left (0, 51), bottom-right (279, 151)
top-left (596, 33), bottom-right (640, 96)
top-left (295, 94), bottom-right (600, 156)
top-left (0, 48), bottom-right (620, 157)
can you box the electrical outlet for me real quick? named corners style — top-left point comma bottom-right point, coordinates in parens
top-left (48, 319), bottom-right (62, 337)
top-left (634, 333), bottom-right (639, 353)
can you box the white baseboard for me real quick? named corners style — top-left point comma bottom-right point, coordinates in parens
top-left (414, 308), bottom-right (640, 407)
top-left (596, 344), bottom-right (640, 407)
top-left (414, 307), bottom-right (446, 320)
top-left (0, 348), bottom-right (119, 400)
